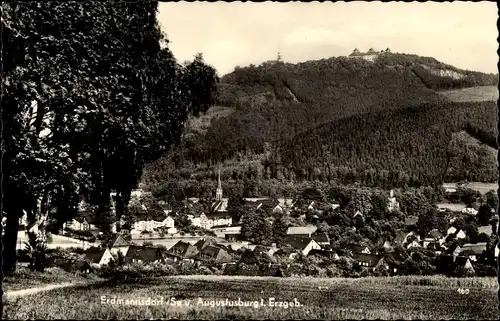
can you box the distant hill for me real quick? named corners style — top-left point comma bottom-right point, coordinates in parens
top-left (142, 52), bottom-right (498, 193)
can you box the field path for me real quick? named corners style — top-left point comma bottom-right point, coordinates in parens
top-left (5, 280), bottom-right (104, 299)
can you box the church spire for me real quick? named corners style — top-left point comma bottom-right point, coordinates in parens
top-left (216, 168), bottom-right (223, 201)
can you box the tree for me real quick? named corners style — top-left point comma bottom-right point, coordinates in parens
top-left (456, 187), bottom-right (480, 206)
top-left (272, 213), bottom-right (289, 246)
top-left (345, 190), bottom-right (373, 216)
top-left (226, 196), bottom-right (246, 224)
top-left (416, 209), bottom-right (438, 238)
top-left (465, 221), bottom-right (479, 243)
top-left (299, 187), bottom-right (326, 203)
top-left (477, 233), bottom-right (491, 243)
top-left (399, 190), bottom-right (433, 218)
top-left (435, 214), bottom-right (449, 235)
top-left (452, 217), bottom-right (467, 232)
top-left (477, 204), bottom-right (493, 227)
top-left (485, 190), bottom-right (498, 210)
top-left (241, 206), bottom-right (272, 245)
top-left (370, 191), bottom-right (389, 220)
top-left (1, 2), bottom-right (218, 274)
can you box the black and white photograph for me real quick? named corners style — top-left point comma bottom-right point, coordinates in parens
top-left (1, 1), bottom-right (499, 319)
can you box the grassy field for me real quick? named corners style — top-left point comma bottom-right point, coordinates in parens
top-left (443, 181), bottom-right (498, 195)
top-left (3, 266), bottom-right (103, 293)
top-left (438, 85), bottom-right (498, 103)
top-left (3, 275), bottom-right (499, 320)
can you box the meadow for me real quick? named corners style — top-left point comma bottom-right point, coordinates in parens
top-left (3, 267), bottom-right (103, 293)
top-left (3, 275), bottom-right (499, 320)
top-left (438, 85), bottom-right (499, 103)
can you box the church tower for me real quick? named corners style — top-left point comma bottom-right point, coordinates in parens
top-left (216, 168), bottom-right (223, 201)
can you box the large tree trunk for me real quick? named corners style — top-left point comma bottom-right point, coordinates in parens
top-left (2, 209), bottom-right (21, 275)
top-left (115, 188), bottom-right (131, 232)
top-left (0, 213), bottom-right (3, 314)
top-left (96, 186), bottom-right (113, 236)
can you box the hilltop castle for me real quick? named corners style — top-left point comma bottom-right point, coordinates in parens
top-left (348, 47), bottom-right (391, 62)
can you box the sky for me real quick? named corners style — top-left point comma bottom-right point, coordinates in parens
top-left (157, 2), bottom-right (498, 76)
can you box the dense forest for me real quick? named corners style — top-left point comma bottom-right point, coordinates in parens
top-left (278, 100), bottom-right (497, 187)
top-left (141, 52), bottom-right (498, 194)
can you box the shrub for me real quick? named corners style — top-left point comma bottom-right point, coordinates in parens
top-left (98, 261), bottom-right (178, 280)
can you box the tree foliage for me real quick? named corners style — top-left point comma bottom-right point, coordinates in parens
top-left (1, 1), bottom-right (218, 273)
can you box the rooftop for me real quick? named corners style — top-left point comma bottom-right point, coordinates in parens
top-left (287, 225), bottom-right (317, 235)
top-left (124, 245), bottom-right (163, 262)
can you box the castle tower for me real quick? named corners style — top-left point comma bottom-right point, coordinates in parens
top-left (216, 168), bottom-right (223, 201)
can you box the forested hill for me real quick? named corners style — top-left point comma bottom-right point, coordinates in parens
top-left (141, 52), bottom-right (498, 193)
top-left (277, 100), bottom-right (497, 188)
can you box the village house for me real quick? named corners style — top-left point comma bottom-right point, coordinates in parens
top-left (353, 210), bottom-right (363, 219)
top-left (186, 197), bottom-right (200, 204)
top-left (442, 183), bottom-right (458, 194)
top-left (387, 190), bottom-right (400, 212)
top-left (456, 256), bottom-right (475, 273)
top-left (311, 231), bottom-right (330, 246)
top-left (462, 207), bottom-right (478, 216)
top-left (438, 203), bottom-right (466, 213)
top-left (73, 260), bottom-right (93, 274)
top-left (265, 243), bottom-right (279, 257)
top-left (379, 240), bottom-right (395, 253)
top-left (85, 247), bottom-right (114, 267)
top-left (352, 253), bottom-right (383, 268)
top-left (284, 236), bottom-right (321, 256)
top-left (272, 204), bottom-right (284, 214)
top-left (456, 230), bottom-right (466, 239)
top-left (130, 212), bottom-right (176, 235)
top-left (447, 226), bottom-right (457, 235)
top-left (63, 215), bottom-right (98, 232)
top-left (276, 198), bottom-right (295, 212)
top-left (224, 233), bottom-right (244, 242)
top-left (423, 229), bottom-right (443, 248)
top-left (406, 240), bottom-right (421, 250)
top-left (461, 243), bottom-right (487, 262)
top-left (107, 234), bottom-right (131, 256)
top-left (161, 251), bottom-right (183, 264)
top-left (168, 240), bottom-right (199, 259)
top-left (393, 231), bottom-right (407, 245)
top-left (255, 199), bottom-right (280, 212)
top-left (286, 225), bottom-right (318, 238)
top-left (123, 245), bottom-right (164, 264)
top-left (404, 216), bottom-right (418, 227)
top-left (446, 244), bottom-right (462, 257)
top-left (19, 211), bottom-right (28, 230)
top-left (308, 249), bottom-right (340, 260)
top-left (330, 203), bottom-right (341, 211)
top-left (194, 245), bottom-right (233, 263)
top-left (405, 231), bottom-right (421, 243)
top-left (194, 237), bottom-right (217, 251)
top-left (350, 244), bottom-right (371, 254)
top-left (437, 254), bottom-right (475, 274)
top-left (478, 225), bottom-right (493, 237)
top-left (274, 246), bottom-right (298, 260)
top-left (212, 225), bottom-right (242, 234)
top-left (130, 189), bottom-right (151, 199)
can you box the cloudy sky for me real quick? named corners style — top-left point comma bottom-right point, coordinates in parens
top-left (158, 2), bottom-right (497, 76)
